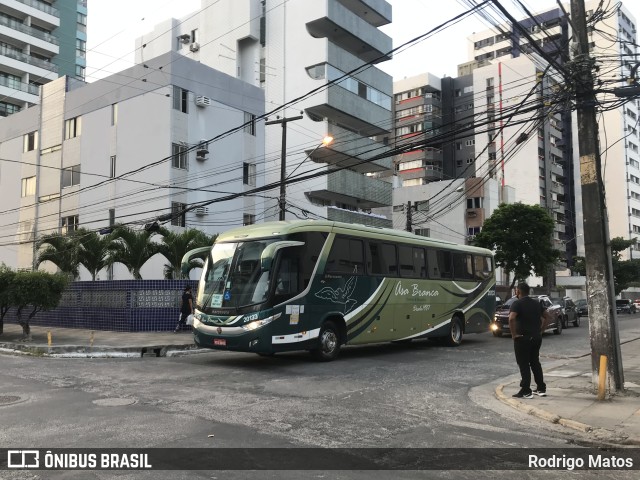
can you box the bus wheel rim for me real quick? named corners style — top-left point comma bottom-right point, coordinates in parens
top-left (452, 321), bottom-right (461, 341)
top-left (322, 331), bottom-right (337, 354)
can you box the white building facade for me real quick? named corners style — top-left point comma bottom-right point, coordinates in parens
top-left (0, 52), bottom-right (265, 279)
top-left (135, 0), bottom-right (395, 227)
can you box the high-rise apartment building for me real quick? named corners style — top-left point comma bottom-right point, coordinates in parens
top-left (392, 2), bottom-right (638, 281)
top-left (0, 0), bottom-right (87, 118)
top-left (135, 0), bottom-right (394, 227)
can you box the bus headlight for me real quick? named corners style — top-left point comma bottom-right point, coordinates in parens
top-left (242, 313), bottom-right (281, 331)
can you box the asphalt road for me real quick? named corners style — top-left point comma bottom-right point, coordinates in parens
top-left (1, 313), bottom-right (639, 480)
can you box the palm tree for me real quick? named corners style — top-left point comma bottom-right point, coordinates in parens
top-left (156, 227), bottom-right (216, 279)
top-left (36, 232), bottom-right (81, 278)
top-left (75, 228), bottom-right (115, 281)
top-left (109, 226), bottom-right (159, 280)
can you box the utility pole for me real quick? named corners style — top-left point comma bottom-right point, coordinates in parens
top-left (265, 114), bottom-right (303, 221)
top-left (570, 0), bottom-right (624, 393)
top-left (405, 201), bottom-right (413, 232)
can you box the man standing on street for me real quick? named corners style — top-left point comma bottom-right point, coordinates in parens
top-left (508, 282), bottom-right (547, 398)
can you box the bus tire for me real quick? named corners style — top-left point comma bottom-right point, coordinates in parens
top-left (443, 316), bottom-right (464, 347)
top-left (311, 320), bottom-right (341, 362)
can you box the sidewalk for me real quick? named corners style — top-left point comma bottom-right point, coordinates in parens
top-left (496, 337), bottom-right (640, 446)
top-left (0, 323), bottom-right (202, 358)
top-left (2, 324), bottom-right (640, 446)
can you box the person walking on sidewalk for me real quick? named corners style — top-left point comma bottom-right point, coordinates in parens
top-left (175, 285), bottom-right (194, 333)
top-left (508, 282), bottom-right (547, 399)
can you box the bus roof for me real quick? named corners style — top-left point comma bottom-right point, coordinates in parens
top-left (215, 220), bottom-right (493, 256)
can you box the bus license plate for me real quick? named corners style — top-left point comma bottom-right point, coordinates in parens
top-left (214, 338), bottom-right (226, 346)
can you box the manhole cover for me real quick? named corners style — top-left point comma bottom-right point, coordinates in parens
top-left (92, 398), bottom-right (137, 407)
top-left (0, 395), bottom-right (23, 406)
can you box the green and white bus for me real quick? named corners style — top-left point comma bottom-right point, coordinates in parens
top-left (183, 220), bottom-right (496, 361)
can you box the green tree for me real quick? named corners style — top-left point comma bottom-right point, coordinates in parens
top-left (573, 237), bottom-right (640, 295)
top-left (10, 271), bottom-right (68, 341)
top-left (36, 232), bottom-right (81, 278)
top-left (473, 203), bottom-right (560, 294)
top-left (109, 226), bottom-right (159, 280)
top-left (156, 228), bottom-right (216, 279)
top-left (0, 264), bottom-right (15, 335)
top-left (75, 228), bottom-right (116, 281)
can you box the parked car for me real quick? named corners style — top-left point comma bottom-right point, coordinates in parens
top-left (491, 295), bottom-right (562, 337)
top-left (634, 299), bottom-right (640, 310)
top-left (550, 297), bottom-right (580, 328)
top-left (616, 299), bottom-right (637, 314)
top-left (575, 299), bottom-right (588, 318)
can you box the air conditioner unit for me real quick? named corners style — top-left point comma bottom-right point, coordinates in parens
top-left (190, 42), bottom-right (200, 52)
top-left (179, 34), bottom-right (191, 44)
top-left (195, 95), bottom-right (212, 107)
top-left (195, 206), bottom-right (208, 216)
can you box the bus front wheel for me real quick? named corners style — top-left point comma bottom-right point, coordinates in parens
top-left (311, 320), bottom-right (341, 361)
top-left (443, 317), bottom-right (464, 347)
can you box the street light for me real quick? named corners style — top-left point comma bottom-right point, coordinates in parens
top-left (279, 135), bottom-right (333, 220)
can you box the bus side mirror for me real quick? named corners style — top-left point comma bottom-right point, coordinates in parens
top-left (181, 247), bottom-right (211, 276)
top-left (260, 241), bottom-right (305, 271)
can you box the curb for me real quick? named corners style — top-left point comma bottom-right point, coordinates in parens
top-left (495, 384), bottom-right (640, 446)
top-left (0, 342), bottom-right (202, 358)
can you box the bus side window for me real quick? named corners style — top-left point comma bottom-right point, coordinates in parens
top-left (326, 236), bottom-right (364, 275)
top-left (368, 242), bottom-right (397, 276)
top-left (429, 249), bottom-right (452, 279)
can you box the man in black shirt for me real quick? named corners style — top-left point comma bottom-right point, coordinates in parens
top-left (175, 285), bottom-right (194, 333)
top-left (508, 282), bottom-right (547, 398)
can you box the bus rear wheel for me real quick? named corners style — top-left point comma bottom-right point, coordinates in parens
top-left (443, 317), bottom-right (464, 347)
top-left (311, 320), bottom-right (341, 362)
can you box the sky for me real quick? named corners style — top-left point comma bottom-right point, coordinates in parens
top-left (86, 0), bottom-right (640, 82)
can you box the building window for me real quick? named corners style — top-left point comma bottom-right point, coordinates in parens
top-left (76, 39), bottom-right (86, 58)
top-left (465, 139), bottom-right (475, 146)
top-left (21, 176), bottom-right (36, 197)
top-left (23, 131), bottom-right (38, 152)
top-left (467, 197), bottom-right (483, 208)
top-left (61, 215), bottom-right (79, 234)
top-left (414, 228), bottom-right (430, 237)
top-left (172, 143), bottom-right (188, 170)
top-left (65, 117), bottom-right (81, 139)
top-left (243, 162), bottom-right (256, 186)
top-left (244, 112), bottom-right (256, 136)
top-left (172, 85), bottom-right (189, 113)
top-left (110, 155), bottom-right (116, 178)
top-left (75, 65), bottom-right (85, 81)
top-left (111, 103), bottom-right (118, 126)
top-left (243, 213), bottom-right (256, 226)
top-left (191, 29), bottom-right (197, 42)
top-left (109, 208), bottom-right (115, 226)
top-left (456, 160), bottom-right (463, 167)
top-left (171, 202), bottom-right (186, 227)
top-left (62, 165), bottom-right (81, 187)
top-left (0, 101), bottom-right (21, 117)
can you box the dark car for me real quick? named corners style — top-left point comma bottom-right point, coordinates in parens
top-left (550, 297), bottom-right (580, 328)
top-left (616, 299), bottom-right (637, 314)
top-left (491, 295), bottom-right (562, 337)
top-left (575, 299), bottom-right (588, 318)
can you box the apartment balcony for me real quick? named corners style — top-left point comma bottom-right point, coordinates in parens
top-left (0, 44), bottom-right (58, 77)
top-left (550, 161), bottom-right (564, 176)
top-left (337, 0), bottom-right (391, 27)
top-left (0, 76), bottom-right (39, 103)
top-left (309, 168), bottom-right (392, 209)
top-left (327, 206), bottom-right (392, 228)
top-left (0, 14), bottom-right (59, 47)
top-left (310, 123), bottom-right (391, 174)
top-left (398, 164), bottom-right (443, 182)
top-left (395, 148), bottom-right (442, 165)
top-left (7, 0), bottom-right (60, 25)
top-left (551, 181), bottom-right (565, 195)
top-left (306, 83), bottom-right (391, 137)
top-left (305, 0), bottom-right (392, 64)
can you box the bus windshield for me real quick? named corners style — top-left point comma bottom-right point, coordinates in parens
top-left (197, 239), bottom-right (279, 311)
